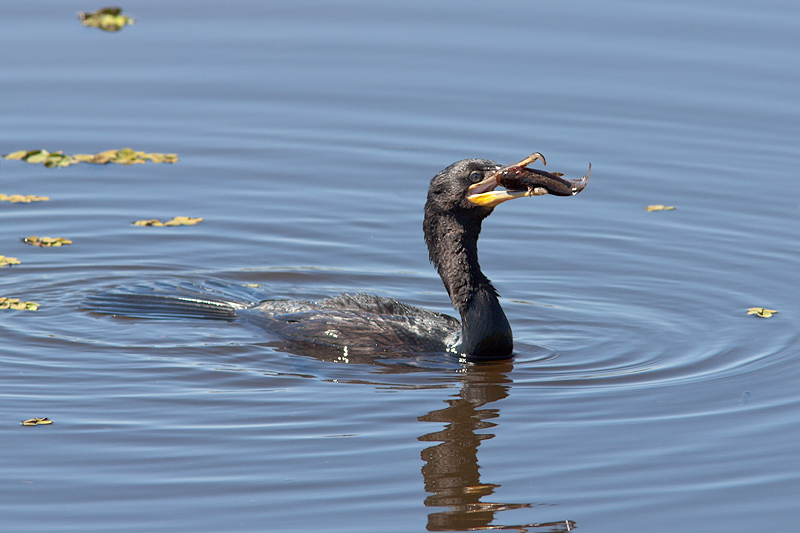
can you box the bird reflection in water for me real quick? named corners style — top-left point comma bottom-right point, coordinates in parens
top-left (418, 361), bottom-right (575, 532)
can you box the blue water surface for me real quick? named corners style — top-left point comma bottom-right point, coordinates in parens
top-left (1, 1), bottom-right (799, 531)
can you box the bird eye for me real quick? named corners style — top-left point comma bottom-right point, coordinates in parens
top-left (468, 171), bottom-right (483, 183)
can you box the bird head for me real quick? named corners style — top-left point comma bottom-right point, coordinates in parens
top-left (426, 152), bottom-right (590, 219)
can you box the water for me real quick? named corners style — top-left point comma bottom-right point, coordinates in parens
top-left (2, 0), bottom-right (799, 531)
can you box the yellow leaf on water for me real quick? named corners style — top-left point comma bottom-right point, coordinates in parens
top-left (0, 297), bottom-right (39, 311)
top-left (645, 205), bottom-right (676, 212)
top-left (3, 149), bottom-right (177, 166)
top-left (23, 150), bottom-right (50, 164)
top-left (0, 194), bottom-right (50, 203)
top-left (88, 150), bottom-right (118, 164)
top-left (3, 150), bottom-right (29, 160)
top-left (135, 216), bottom-right (202, 226)
top-left (40, 152), bottom-right (79, 167)
top-left (21, 417), bottom-right (53, 426)
top-left (164, 216), bottom-right (203, 226)
top-left (0, 256), bottom-right (21, 267)
top-left (22, 236), bottom-right (73, 247)
top-left (747, 307), bottom-right (777, 318)
top-left (133, 217), bottom-right (203, 226)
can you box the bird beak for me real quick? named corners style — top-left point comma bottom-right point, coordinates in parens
top-left (466, 152), bottom-right (590, 208)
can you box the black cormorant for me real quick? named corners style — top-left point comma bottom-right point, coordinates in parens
top-left (86, 153), bottom-right (589, 361)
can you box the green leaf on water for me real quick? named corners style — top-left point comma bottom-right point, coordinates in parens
top-left (23, 150), bottom-right (50, 164)
top-left (79, 7), bottom-right (135, 32)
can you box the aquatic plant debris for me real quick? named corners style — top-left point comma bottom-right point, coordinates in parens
top-left (22, 236), bottom-right (73, 247)
top-left (0, 298), bottom-right (39, 311)
top-left (22, 417), bottom-right (53, 426)
top-left (0, 256), bottom-right (21, 268)
top-left (79, 7), bottom-right (134, 32)
top-left (0, 194), bottom-right (50, 203)
top-left (3, 149), bottom-right (76, 168)
top-left (133, 216), bottom-right (204, 226)
top-left (747, 307), bottom-right (778, 318)
top-left (645, 205), bottom-right (676, 212)
top-left (3, 149), bottom-right (178, 167)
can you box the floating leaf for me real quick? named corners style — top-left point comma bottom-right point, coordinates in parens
top-left (0, 297), bottom-right (40, 311)
top-left (44, 152), bottom-right (76, 168)
top-left (0, 256), bottom-right (21, 267)
top-left (133, 219), bottom-right (164, 226)
top-left (21, 417), bottom-right (53, 426)
top-left (133, 216), bottom-right (203, 227)
top-left (2, 149), bottom-right (78, 167)
top-left (0, 194), bottom-right (50, 203)
top-left (3, 148), bottom-right (177, 167)
top-left (645, 205), bottom-right (676, 212)
top-left (24, 150), bottom-right (50, 164)
top-left (242, 283), bottom-right (260, 288)
top-left (747, 307), bottom-right (777, 318)
top-left (3, 150), bottom-right (29, 160)
top-left (79, 7), bottom-right (135, 32)
top-left (164, 216), bottom-right (203, 226)
top-left (22, 236), bottom-right (73, 247)
top-left (100, 148), bottom-right (179, 165)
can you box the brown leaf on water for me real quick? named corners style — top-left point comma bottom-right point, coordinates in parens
top-left (0, 297), bottom-right (39, 311)
top-left (0, 194), bottom-right (50, 203)
top-left (22, 236), bottom-right (73, 247)
top-left (645, 205), bottom-right (676, 212)
top-left (79, 7), bottom-right (135, 32)
top-left (21, 417), bottom-right (53, 426)
top-left (0, 256), bottom-right (22, 267)
top-left (747, 307), bottom-right (778, 318)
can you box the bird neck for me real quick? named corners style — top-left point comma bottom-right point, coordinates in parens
top-left (424, 213), bottom-right (513, 359)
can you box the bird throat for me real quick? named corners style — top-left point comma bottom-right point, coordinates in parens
top-left (425, 213), bottom-right (513, 359)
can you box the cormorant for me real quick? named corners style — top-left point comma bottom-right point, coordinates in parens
top-left (86, 153), bottom-right (589, 361)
